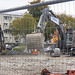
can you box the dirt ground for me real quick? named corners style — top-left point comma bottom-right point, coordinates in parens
top-left (0, 54), bottom-right (75, 75)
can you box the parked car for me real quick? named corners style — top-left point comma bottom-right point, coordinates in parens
top-left (6, 44), bottom-right (12, 50)
top-left (44, 46), bottom-right (53, 52)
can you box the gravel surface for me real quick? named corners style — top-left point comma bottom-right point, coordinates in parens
top-left (0, 54), bottom-right (75, 75)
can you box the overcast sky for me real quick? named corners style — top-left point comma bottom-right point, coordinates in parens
top-left (0, 0), bottom-right (75, 17)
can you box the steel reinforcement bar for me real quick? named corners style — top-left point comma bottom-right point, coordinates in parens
top-left (0, 0), bottom-right (74, 13)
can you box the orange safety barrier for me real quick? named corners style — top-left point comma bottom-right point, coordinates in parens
top-left (32, 49), bottom-right (39, 54)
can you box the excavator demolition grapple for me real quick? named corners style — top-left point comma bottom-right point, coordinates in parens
top-left (26, 8), bottom-right (75, 56)
top-left (41, 69), bottom-right (75, 75)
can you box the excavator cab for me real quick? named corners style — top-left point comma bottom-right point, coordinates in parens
top-left (66, 29), bottom-right (73, 48)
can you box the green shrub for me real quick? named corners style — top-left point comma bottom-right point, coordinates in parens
top-left (13, 46), bottom-right (26, 52)
top-left (5, 48), bottom-right (8, 52)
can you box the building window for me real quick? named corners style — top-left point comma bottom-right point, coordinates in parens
top-left (10, 17), bottom-right (12, 20)
top-left (4, 16), bottom-right (12, 20)
top-left (4, 23), bottom-right (8, 26)
top-left (4, 16), bottom-right (9, 20)
top-left (15, 17), bottom-right (20, 19)
top-left (6, 30), bottom-right (7, 33)
top-left (4, 37), bottom-right (8, 40)
top-left (4, 30), bottom-right (8, 33)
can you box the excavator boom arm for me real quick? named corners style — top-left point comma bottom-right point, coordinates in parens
top-left (37, 8), bottom-right (65, 40)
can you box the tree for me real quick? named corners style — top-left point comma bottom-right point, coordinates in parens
top-left (10, 13), bottom-right (37, 41)
top-left (28, 0), bottom-right (48, 22)
top-left (58, 14), bottom-right (75, 30)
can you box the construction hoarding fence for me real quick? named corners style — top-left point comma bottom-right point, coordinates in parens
top-left (0, 0), bottom-right (75, 75)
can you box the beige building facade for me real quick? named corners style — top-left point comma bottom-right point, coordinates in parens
top-left (0, 14), bottom-right (23, 44)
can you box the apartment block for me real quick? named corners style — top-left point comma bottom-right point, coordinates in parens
top-left (0, 14), bottom-right (23, 44)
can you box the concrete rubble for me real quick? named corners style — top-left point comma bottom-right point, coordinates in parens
top-left (0, 55), bottom-right (75, 75)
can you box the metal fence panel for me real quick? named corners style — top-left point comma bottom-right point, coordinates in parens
top-left (0, 0), bottom-right (75, 75)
